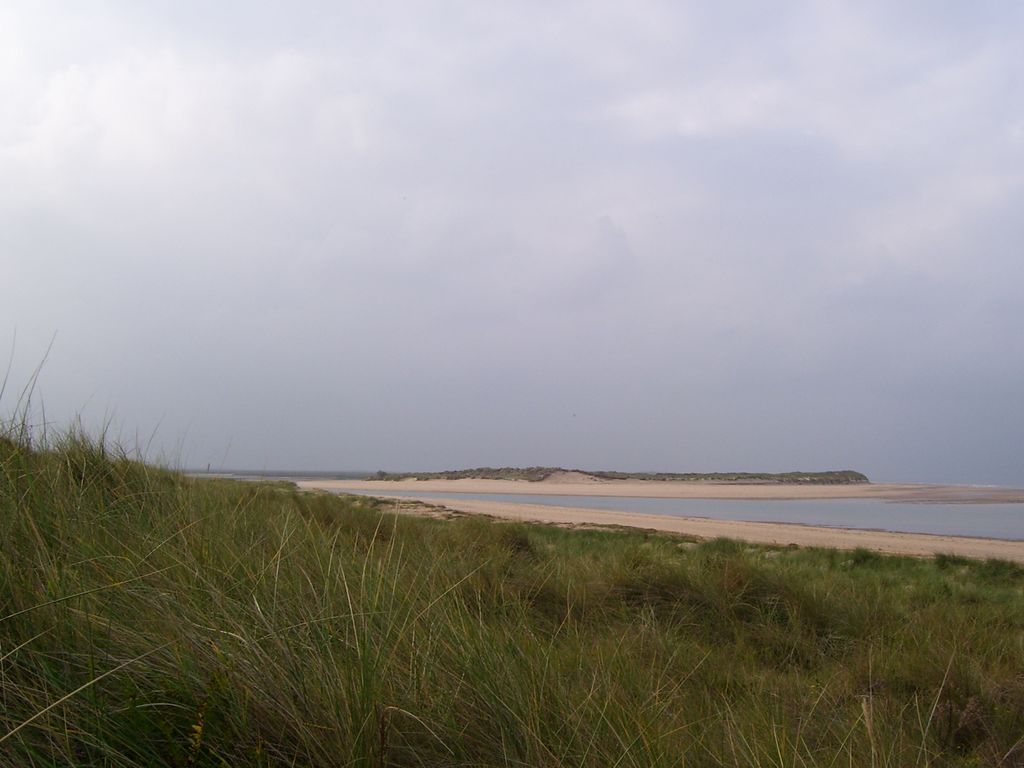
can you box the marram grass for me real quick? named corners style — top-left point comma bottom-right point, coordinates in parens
top-left (1, 429), bottom-right (1023, 766)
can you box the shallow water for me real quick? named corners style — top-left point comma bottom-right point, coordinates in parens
top-left (344, 490), bottom-right (1024, 540)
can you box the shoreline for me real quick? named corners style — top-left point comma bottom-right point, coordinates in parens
top-left (296, 477), bottom-right (1024, 503)
top-left (295, 479), bottom-right (1024, 562)
top-left (372, 494), bottom-right (1024, 562)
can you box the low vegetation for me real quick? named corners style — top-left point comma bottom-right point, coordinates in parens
top-left (370, 467), bottom-right (871, 484)
top-left (2, 429), bottom-right (1021, 766)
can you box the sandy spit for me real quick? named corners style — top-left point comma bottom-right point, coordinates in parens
top-left (298, 478), bottom-right (1024, 503)
top-left (295, 479), bottom-right (1024, 562)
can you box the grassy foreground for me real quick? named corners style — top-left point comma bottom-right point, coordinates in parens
top-left (2, 432), bottom-right (1023, 766)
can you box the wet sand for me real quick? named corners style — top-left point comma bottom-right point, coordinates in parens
top-left (297, 478), bottom-right (1024, 562)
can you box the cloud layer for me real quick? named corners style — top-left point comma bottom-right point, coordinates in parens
top-left (3, 2), bottom-right (1023, 482)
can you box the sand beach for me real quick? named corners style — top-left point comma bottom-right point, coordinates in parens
top-left (297, 477), bottom-right (1024, 562)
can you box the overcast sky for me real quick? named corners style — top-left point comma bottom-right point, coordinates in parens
top-left (2, 2), bottom-right (1023, 483)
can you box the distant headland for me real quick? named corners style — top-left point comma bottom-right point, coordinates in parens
top-left (367, 467), bottom-right (870, 484)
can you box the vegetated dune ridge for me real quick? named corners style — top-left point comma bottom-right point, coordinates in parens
top-left (368, 467), bottom-right (871, 484)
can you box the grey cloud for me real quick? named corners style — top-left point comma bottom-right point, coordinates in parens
top-left (2, 2), bottom-right (1022, 483)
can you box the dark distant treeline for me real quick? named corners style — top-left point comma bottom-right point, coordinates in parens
top-left (370, 466), bottom-right (559, 482)
top-left (368, 467), bottom-right (870, 484)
